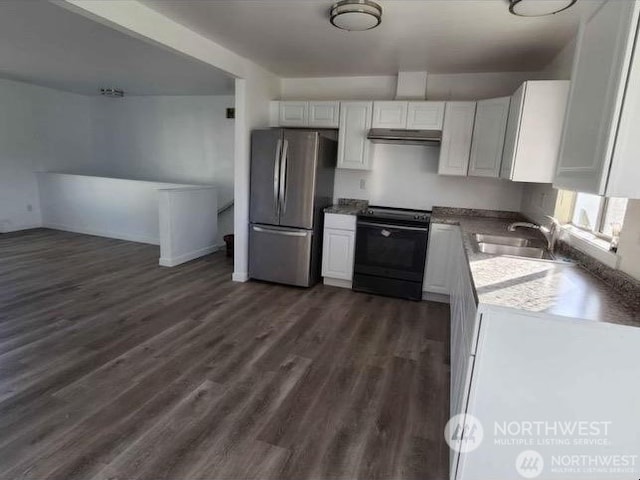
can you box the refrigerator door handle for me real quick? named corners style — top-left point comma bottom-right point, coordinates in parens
top-left (273, 139), bottom-right (282, 216)
top-left (279, 139), bottom-right (289, 213)
top-left (252, 225), bottom-right (308, 237)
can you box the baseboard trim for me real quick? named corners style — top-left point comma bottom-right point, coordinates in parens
top-left (0, 223), bottom-right (42, 233)
top-left (159, 245), bottom-right (220, 267)
top-left (43, 223), bottom-right (159, 245)
top-left (323, 277), bottom-right (353, 289)
top-left (422, 291), bottom-right (450, 304)
top-left (232, 271), bottom-right (249, 283)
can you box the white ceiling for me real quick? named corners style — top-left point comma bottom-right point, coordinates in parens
top-left (143, 0), bottom-right (602, 77)
top-left (0, 1), bottom-right (234, 96)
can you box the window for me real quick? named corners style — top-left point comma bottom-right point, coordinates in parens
top-left (571, 193), bottom-right (628, 238)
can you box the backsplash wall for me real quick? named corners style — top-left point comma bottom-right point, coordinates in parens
top-left (334, 144), bottom-right (524, 211)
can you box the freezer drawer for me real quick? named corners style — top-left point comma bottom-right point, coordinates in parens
top-left (249, 224), bottom-right (313, 287)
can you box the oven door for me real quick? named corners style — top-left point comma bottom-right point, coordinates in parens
top-left (354, 220), bottom-right (429, 282)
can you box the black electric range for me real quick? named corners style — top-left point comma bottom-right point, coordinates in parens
top-left (353, 206), bottom-right (432, 301)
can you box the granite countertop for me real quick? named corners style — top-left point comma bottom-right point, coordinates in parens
top-left (324, 204), bottom-right (365, 215)
top-left (324, 198), bottom-right (369, 215)
top-left (431, 209), bottom-right (640, 327)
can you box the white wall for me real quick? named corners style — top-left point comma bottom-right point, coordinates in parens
top-left (38, 172), bottom-right (188, 244)
top-left (426, 72), bottom-right (531, 100)
top-left (233, 68), bottom-right (281, 281)
top-left (336, 144), bottom-right (523, 211)
top-left (281, 71), bottom-right (532, 102)
top-left (39, 173), bottom-right (218, 265)
top-left (90, 95), bottom-right (235, 205)
top-left (0, 76), bottom-right (235, 243)
top-left (282, 75), bottom-right (397, 100)
top-left (158, 186), bottom-right (218, 266)
top-left (0, 78), bottom-right (93, 232)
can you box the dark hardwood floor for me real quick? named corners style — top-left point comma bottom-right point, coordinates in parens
top-left (0, 228), bottom-right (450, 480)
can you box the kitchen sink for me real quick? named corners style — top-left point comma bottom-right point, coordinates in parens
top-left (472, 234), bottom-right (533, 247)
top-left (471, 233), bottom-right (557, 260)
top-left (475, 242), bottom-right (550, 259)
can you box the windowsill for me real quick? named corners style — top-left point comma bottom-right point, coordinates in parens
top-left (561, 225), bottom-right (620, 269)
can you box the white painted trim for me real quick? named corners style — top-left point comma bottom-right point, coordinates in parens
top-left (0, 224), bottom-right (42, 234)
top-left (159, 245), bottom-right (220, 267)
top-left (562, 225), bottom-right (619, 269)
top-left (232, 271), bottom-right (249, 282)
top-left (43, 223), bottom-right (159, 245)
top-left (422, 291), bottom-right (450, 304)
top-left (323, 277), bottom-right (353, 289)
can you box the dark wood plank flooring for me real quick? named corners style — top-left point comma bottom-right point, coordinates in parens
top-left (0, 228), bottom-right (450, 480)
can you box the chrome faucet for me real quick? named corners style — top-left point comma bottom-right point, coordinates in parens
top-left (508, 216), bottom-right (561, 254)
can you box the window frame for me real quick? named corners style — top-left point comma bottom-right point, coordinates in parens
top-left (569, 195), bottom-right (624, 241)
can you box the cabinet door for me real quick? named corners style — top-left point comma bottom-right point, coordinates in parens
top-left (468, 97), bottom-right (510, 178)
top-left (279, 101), bottom-right (308, 127)
top-left (309, 101), bottom-right (340, 128)
top-left (407, 101), bottom-right (445, 129)
top-left (554, 0), bottom-right (639, 194)
top-left (321, 228), bottom-right (355, 281)
top-left (423, 224), bottom-right (457, 294)
top-left (337, 102), bottom-right (373, 170)
top-left (507, 81), bottom-right (570, 184)
top-left (371, 101), bottom-right (408, 128)
top-left (438, 102), bottom-right (476, 176)
top-left (500, 84), bottom-right (525, 180)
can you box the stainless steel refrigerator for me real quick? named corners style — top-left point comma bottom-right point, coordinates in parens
top-left (249, 128), bottom-right (337, 287)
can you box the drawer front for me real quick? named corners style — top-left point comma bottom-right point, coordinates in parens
top-left (324, 213), bottom-right (356, 231)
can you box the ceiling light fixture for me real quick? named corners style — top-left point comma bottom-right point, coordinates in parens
top-left (509, 0), bottom-right (577, 17)
top-left (330, 0), bottom-right (382, 31)
top-left (100, 88), bottom-right (124, 98)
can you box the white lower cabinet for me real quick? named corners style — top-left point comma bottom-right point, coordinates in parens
top-left (321, 213), bottom-right (356, 286)
top-left (423, 224), bottom-right (459, 295)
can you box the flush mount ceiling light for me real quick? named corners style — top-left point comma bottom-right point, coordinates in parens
top-left (330, 0), bottom-right (382, 31)
top-left (509, 0), bottom-right (577, 17)
top-left (100, 88), bottom-right (124, 98)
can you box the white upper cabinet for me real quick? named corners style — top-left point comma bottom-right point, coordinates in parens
top-left (372, 101), bottom-right (445, 130)
top-left (501, 81), bottom-right (570, 183)
top-left (372, 101), bottom-right (408, 128)
top-left (468, 97), bottom-right (510, 178)
top-left (337, 101), bottom-right (373, 170)
top-left (308, 101), bottom-right (340, 128)
top-left (278, 101), bottom-right (308, 127)
top-left (555, 0), bottom-right (640, 198)
top-left (407, 101), bottom-right (445, 130)
top-left (277, 101), bottom-right (339, 128)
top-left (438, 102), bottom-right (477, 176)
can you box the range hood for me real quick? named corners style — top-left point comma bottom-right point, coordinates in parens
top-left (365, 71), bottom-right (442, 146)
top-left (367, 128), bottom-right (441, 146)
